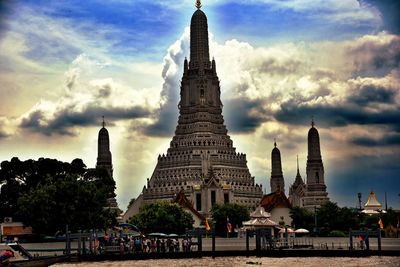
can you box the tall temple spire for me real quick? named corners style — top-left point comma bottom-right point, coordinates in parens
top-left (303, 119), bottom-right (329, 209)
top-left (271, 141), bottom-right (285, 193)
top-left (190, 0), bottom-right (210, 69)
top-left (97, 117), bottom-right (113, 177)
top-left (296, 155), bottom-right (300, 176)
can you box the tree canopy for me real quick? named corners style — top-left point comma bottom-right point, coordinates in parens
top-left (0, 157), bottom-right (117, 234)
top-left (129, 202), bottom-right (194, 234)
top-left (289, 201), bottom-right (399, 236)
top-left (211, 203), bottom-right (250, 236)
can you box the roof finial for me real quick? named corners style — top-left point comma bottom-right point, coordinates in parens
top-left (274, 138), bottom-right (277, 147)
top-left (195, 0), bottom-right (202, 9)
top-left (102, 116), bottom-right (105, 128)
top-left (311, 116), bottom-right (315, 128)
top-left (297, 155), bottom-right (299, 172)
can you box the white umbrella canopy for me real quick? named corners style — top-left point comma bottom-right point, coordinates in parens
top-left (278, 228), bottom-right (295, 234)
top-left (361, 209), bottom-right (379, 214)
top-left (295, 228), bottom-right (309, 233)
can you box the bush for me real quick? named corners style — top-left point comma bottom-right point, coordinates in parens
top-left (328, 230), bottom-right (346, 237)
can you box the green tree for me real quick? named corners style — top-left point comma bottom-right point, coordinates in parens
top-left (211, 203), bottom-right (250, 237)
top-left (17, 174), bottom-right (117, 234)
top-left (129, 202), bottom-right (194, 234)
top-left (0, 157), bottom-right (117, 234)
top-left (290, 206), bottom-right (314, 230)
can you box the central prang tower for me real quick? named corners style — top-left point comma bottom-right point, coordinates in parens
top-left (140, 1), bottom-right (263, 216)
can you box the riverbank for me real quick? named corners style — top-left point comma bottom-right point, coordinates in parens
top-left (52, 256), bottom-right (400, 267)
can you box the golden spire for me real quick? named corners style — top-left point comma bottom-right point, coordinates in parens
top-left (195, 0), bottom-right (202, 9)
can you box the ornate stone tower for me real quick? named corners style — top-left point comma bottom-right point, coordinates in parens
top-left (140, 1), bottom-right (263, 216)
top-left (270, 141), bottom-right (285, 194)
top-left (96, 117), bottom-right (113, 178)
top-left (289, 155), bottom-right (306, 207)
top-left (302, 119), bottom-right (329, 209)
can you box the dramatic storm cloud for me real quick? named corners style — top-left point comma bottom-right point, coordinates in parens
top-left (18, 54), bottom-right (156, 136)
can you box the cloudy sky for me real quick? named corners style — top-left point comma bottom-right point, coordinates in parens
top-left (0, 0), bottom-right (399, 211)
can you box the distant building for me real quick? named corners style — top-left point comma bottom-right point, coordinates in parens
top-left (0, 219), bottom-right (32, 242)
top-left (260, 190), bottom-right (292, 226)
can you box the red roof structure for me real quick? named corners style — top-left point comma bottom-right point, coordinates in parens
top-left (260, 190), bottom-right (292, 212)
top-left (173, 190), bottom-right (205, 221)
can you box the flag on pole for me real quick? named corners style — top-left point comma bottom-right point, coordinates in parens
top-left (227, 217), bottom-right (232, 233)
top-left (378, 218), bottom-right (384, 229)
top-left (205, 217), bottom-right (211, 231)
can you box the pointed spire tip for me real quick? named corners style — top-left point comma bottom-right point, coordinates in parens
top-left (195, 0), bottom-right (202, 9)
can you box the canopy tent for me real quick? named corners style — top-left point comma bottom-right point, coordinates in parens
top-left (242, 206), bottom-right (278, 229)
top-left (362, 191), bottom-right (386, 214)
top-left (243, 218), bottom-right (278, 228)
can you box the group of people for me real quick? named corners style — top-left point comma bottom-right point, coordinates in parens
top-left (98, 235), bottom-right (195, 254)
top-left (0, 249), bottom-right (14, 265)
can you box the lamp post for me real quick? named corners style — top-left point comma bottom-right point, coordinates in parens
top-left (358, 192), bottom-right (362, 211)
top-left (314, 206), bottom-right (318, 236)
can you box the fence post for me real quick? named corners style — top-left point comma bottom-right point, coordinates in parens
top-left (197, 229), bottom-right (202, 253)
top-left (349, 228), bottom-right (353, 250)
top-left (377, 228), bottom-right (381, 253)
top-left (212, 227), bottom-right (215, 259)
top-left (246, 230), bottom-right (250, 257)
top-left (89, 229), bottom-right (93, 255)
top-left (65, 225), bottom-right (71, 257)
top-left (77, 230), bottom-right (82, 256)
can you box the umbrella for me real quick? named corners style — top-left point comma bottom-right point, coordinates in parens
top-left (168, 233), bottom-right (179, 237)
top-left (278, 228), bottom-right (295, 234)
top-left (119, 223), bottom-right (140, 232)
top-left (295, 228), bottom-right (309, 233)
top-left (148, 232), bottom-right (167, 237)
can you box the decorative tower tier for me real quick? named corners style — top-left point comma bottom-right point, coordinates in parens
top-left (141, 1), bottom-right (263, 215)
top-left (302, 119), bottom-right (329, 210)
top-left (289, 155), bottom-right (306, 207)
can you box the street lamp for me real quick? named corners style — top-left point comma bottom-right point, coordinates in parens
top-left (314, 206), bottom-right (318, 236)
